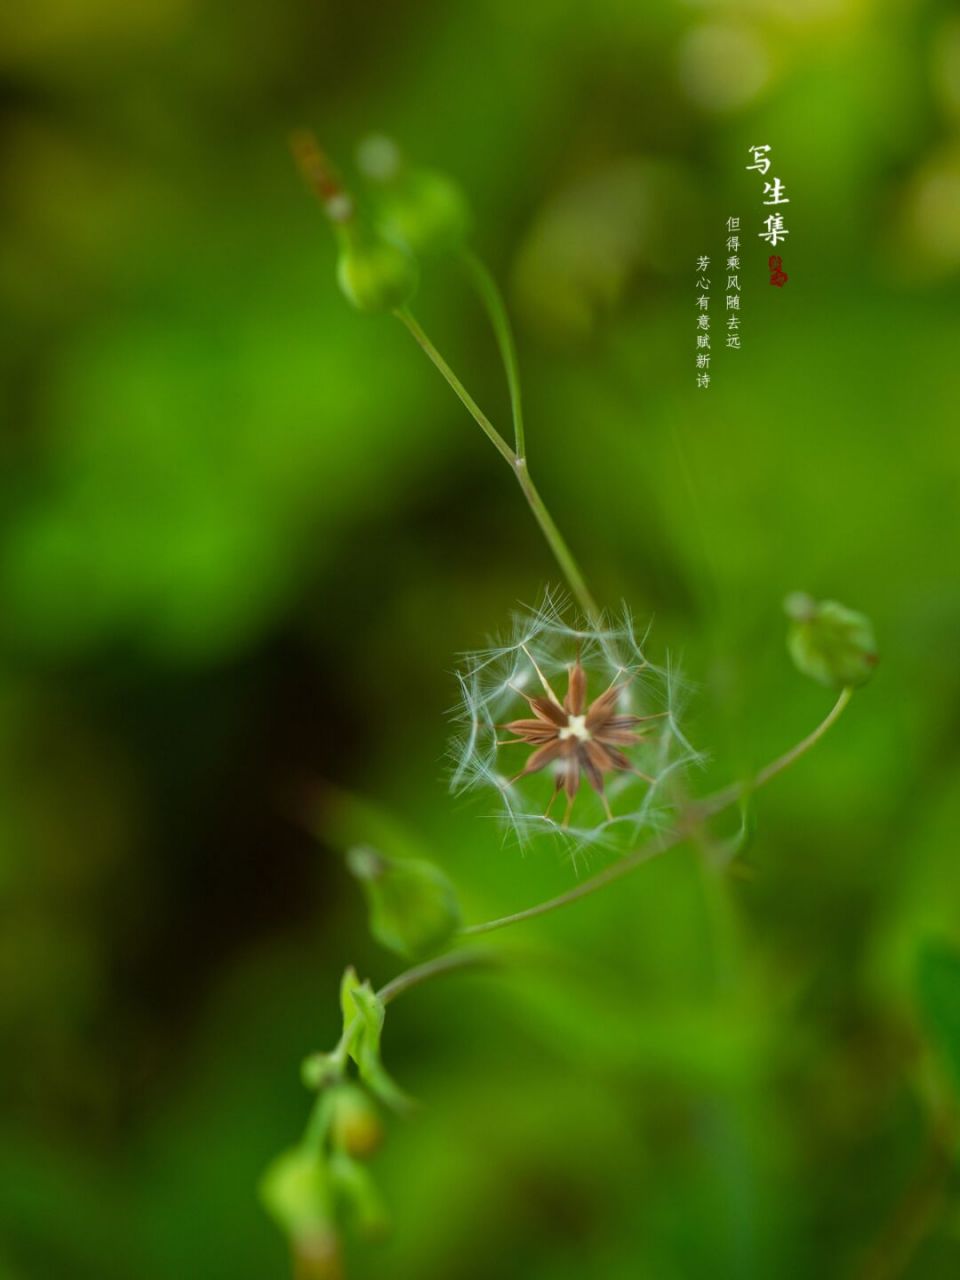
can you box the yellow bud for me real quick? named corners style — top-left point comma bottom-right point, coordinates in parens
top-left (329, 1084), bottom-right (384, 1159)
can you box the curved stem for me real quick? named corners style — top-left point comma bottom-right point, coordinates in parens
top-left (461, 831), bottom-right (678, 937)
top-left (394, 306), bottom-right (599, 620)
top-left (376, 948), bottom-right (501, 1006)
top-left (458, 250), bottom-right (526, 459)
top-left (461, 687), bottom-right (854, 937)
top-left (692, 685), bottom-right (853, 820)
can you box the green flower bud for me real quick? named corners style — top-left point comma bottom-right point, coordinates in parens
top-left (784, 593), bottom-right (878, 689)
top-left (346, 845), bottom-right (461, 960)
top-left (357, 134), bottom-right (471, 256)
top-left (329, 1084), bottom-right (383, 1158)
top-left (336, 235), bottom-right (418, 313)
top-left (291, 130), bottom-right (417, 314)
top-left (260, 1146), bottom-right (332, 1240)
top-left (300, 1051), bottom-right (341, 1091)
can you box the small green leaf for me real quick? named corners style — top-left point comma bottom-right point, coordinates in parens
top-left (339, 965), bottom-right (362, 1031)
top-left (917, 940), bottom-right (960, 1093)
top-left (784, 593), bottom-right (878, 689)
top-left (339, 968), bottom-right (413, 1113)
top-left (347, 845), bottom-right (461, 960)
top-left (715, 794), bottom-right (757, 869)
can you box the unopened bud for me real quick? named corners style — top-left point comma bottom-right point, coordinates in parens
top-left (260, 1146), bottom-right (331, 1239)
top-left (336, 237), bottom-right (418, 313)
top-left (785, 593), bottom-right (878, 689)
top-left (301, 1051), bottom-right (341, 1091)
top-left (329, 1084), bottom-right (384, 1158)
top-left (292, 129), bottom-right (417, 313)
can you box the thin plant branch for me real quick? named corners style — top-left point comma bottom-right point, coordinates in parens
top-left (394, 306), bottom-right (600, 621)
top-left (461, 686), bottom-right (854, 937)
top-left (458, 249), bottom-right (526, 459)
top-left (692, 684), bottom-right (854, 820)
top-left (394, 306), bottom-right (515, 465)
top-left (377, 948), bottom-right (503, 1005)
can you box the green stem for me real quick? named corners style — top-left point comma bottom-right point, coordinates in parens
top-left (458, 250), bottom-right (526, 459)
top-left (512, 459), bottom-right (600, 619)
top-left (461, 687), bottom-right (853, 937)
top-left (394, 306), bottom-right (515, 466)
top-left (376, 948), bottom-right (501, 1006)
top-left (394, 306), bottom-right (599, 620)
top-left (692, 685), bottom-right (854, 820)
top-left (301, 950), bottom-right (498, 1142)
top-left (461, 831), bottom-right (678, 937)
top-left (302, 692), bottom-right (853, 1161)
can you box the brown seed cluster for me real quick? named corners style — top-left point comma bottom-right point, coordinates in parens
top-left (500, 651), bottom-right (661, 824)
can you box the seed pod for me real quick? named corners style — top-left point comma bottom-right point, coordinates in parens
top-left (357, 133), bottom-right (471, 256)
top-left (785, 593), bottom-right (878, 689)
top-left (347, 845), bottom-right (461, 959)
top-left (336, 235), bottom-right (418, 313)
top-left (291, 129), bottom-right (417, 313)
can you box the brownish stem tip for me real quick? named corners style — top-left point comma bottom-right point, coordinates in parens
top-left (289, 129), bottom-right (344, 205)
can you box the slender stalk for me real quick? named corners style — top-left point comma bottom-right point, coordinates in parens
top-left (461, 831), bottom-right (678, 937)
top-left (461, 687), bottom-right (854, 937)
top-left (376, 948), bottom-right (501, 1006)
top-left (394, 306), bottom-right (516, 466)
top-left (513, 460), bottom-right (600, 619)
top-left (458, 250), bottom-right (525, 459)
top-left (692, 685), bottom-right (853, 820)
top-left (394, 306), bottom-right (599, 620)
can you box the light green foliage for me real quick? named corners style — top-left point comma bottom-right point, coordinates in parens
top-left (339, 969), bottom-right (412, 1114)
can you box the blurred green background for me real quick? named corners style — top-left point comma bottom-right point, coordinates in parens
top-left (3, 0), bottom-right (960, 1276)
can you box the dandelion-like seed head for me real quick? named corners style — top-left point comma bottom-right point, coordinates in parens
top-left (449, 593), bottom-right (703, 855)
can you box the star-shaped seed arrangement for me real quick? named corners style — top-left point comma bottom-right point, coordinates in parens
top-left (500, 647), bottom-right (667, 825)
